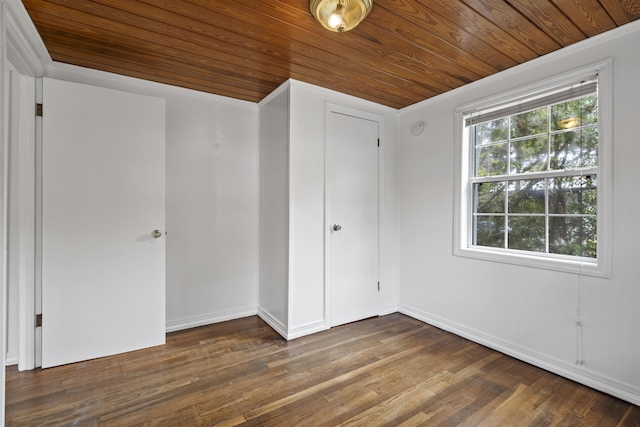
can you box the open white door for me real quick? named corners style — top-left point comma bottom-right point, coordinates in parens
top-left (328, 110), bottom-right (379, 327)
top-left (41, 78), bottom-right (166, 368)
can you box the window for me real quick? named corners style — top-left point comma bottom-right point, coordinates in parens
top-left (454, 61), bottom-right (612, 277)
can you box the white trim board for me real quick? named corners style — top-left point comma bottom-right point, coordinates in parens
top-left (286, 320), bottom-right (328, 340)
top-left (381, 303), bottom-right (398, 316)
top-left (5, 0), bottom-right (51, 76)
top-left (257, 306), bottom-right (288, 340)
top-left (1, 3), bottom-right (9, 425)
top-left (166, 306), bottom-right (258, 334)
top-left (398, 303), bottom-right (640, 406)
top-left (257, 307), bottom-right (328, 341)
top-left (5, 351), bottom-right (18, 367)
top-left (11, 65), bottom-right (37, 372)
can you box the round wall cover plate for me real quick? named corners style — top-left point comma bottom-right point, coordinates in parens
top-left (411, 121), bottom-right (425, 136)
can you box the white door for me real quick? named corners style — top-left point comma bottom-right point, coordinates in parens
top-left (328, 110), bottom-right (379, 327)
top-left (41, 78), bottom-right (166, 368)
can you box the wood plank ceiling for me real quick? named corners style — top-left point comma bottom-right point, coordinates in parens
top-left (22, 0), bottom-right (640, 109)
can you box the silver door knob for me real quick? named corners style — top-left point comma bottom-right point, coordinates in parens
top-left (332, 224), bottom-right (342, 231)
top-left (151, 230), bottom-right (162, 238)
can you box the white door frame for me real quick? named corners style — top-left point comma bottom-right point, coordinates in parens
top-left (1, 3), bottom-right (8, 424)
top-left (6, 63), bottom-right (37, 372)
top-left (5, 70), bottom-right (41, 374)
top-left (323, 103), bottom-right (384, 328)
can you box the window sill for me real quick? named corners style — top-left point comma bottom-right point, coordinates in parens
top-left (454, 246), bottom-right (610, 278)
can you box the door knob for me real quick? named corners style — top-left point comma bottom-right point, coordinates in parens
top-left (332, 224), bottom-right (342, 231)
top-left (151, 230), bottom-right (162, 238)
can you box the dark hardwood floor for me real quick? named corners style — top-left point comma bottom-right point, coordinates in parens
top-left (6, 313), bottom-right (640, 426)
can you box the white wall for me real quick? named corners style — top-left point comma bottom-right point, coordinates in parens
top-left (258, 83), bottom-right (290, 331)
top-left (164, 89), bottom-right (258, 330)
top-left (45, 63), bottom-right (260, 332)
top-left (398, 21), bottom-right (640, 404)
top-left (288, 81), bottom-right (399, 336)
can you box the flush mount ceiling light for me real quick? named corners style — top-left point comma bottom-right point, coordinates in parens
top-left (310, 0), bottom-right (373, 33)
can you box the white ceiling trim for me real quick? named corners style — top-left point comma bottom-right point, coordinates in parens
top-left (5, 0), bottom-right (51, 76)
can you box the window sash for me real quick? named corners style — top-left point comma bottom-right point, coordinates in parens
top-left (468, 87), bottom-right (599, 259)
top-left (470, 167), bottom-right (598, 184)
top-left (465, 79), bottom-right (597, 127)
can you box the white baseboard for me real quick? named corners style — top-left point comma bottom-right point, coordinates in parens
top-left (286, 319), bottom-right (329, 340)
top-left (5, 351), bottom-right (18, 367)
top-left (257, 307), bottom-right (288, 339)
top-left (381, 303), bottom-right (398, 316)
top-left (166, 306), bottom-right (258, 333)
top-left (257, 307), bottom-right (329, 340)
top-left (398, 303), bottom-right (640, 406)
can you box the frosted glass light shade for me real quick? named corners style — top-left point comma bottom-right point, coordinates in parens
top-left (310, 0), bottom-right (373, 33)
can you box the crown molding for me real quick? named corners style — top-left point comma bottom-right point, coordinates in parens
top-left (5, 0), bottom-right (51, 76)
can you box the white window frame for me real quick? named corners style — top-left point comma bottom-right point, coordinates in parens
top-left (453, 60), bottom-right (612, 278)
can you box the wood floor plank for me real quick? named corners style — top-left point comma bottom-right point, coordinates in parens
top-left (396, 411), bottom-right (432, 426)
top-left (618, 404), bottom-right (640, 426)
top-left (5, 313), bottom-right (638, 426)
top-left (255, 379), bottom-right (380, 426)
top-left (338, 378), bottom-right (448, 426)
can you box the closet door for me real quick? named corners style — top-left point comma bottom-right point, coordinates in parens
top-left (41, 78), bottom-right (166, 368)
top-left (328, 110), bottom-right (379, 327)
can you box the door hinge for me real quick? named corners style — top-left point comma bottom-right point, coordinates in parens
top-left (36, 314), bottom-right (43, 328)
top-left (36, 103), bottom-right (43, 117)
top-left (378, 282), bottom-right (380, 291)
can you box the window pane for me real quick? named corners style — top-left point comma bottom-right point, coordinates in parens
top-left (474, 182), bottom-right (506, 213)
top-left (580, 127), bottom-right (598, 168)
top-left (510, 136), bottom-right (548, 174)
top-left (508, 179), bottom-right (545, 213)
top-left (474, 215), bottom-right (505, 248)
top-left (510, 108), bottom-right (548, 138)
top-left (476, 143), bottom-right (508, 176)
top-left (551, 95), bottom-right (597, 131)
top-left (550, 127), bottom-right (598, 170)
top-left (549, 216), bottom-right (597, 258)
top-left (508, 216), bottom-right (545, 252)
top-left (475, 118), bottom-right (508, 145)
top-left (549, 176), bottom-right (597, 215)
